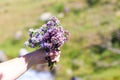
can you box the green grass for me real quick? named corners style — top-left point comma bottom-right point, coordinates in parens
top-left (1, 0), bottom-right (120, 80)
top-left (88, 67), bottom-right (120, 80)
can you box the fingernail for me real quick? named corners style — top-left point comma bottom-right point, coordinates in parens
top-left (56, 59), bottom-right (59, 62)
top-left (52, 59), bottom-right (55, 62)
top-left (49, 53), bottom-right (53, 56)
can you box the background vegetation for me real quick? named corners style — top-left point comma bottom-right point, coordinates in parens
top-left (0, 0), bottom-right (120, 80)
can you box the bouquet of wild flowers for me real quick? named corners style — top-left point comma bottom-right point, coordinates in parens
top-left (24, 16), bottom-right (69, 70)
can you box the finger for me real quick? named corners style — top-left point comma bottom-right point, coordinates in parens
top-left (55, 58), bottom-right (60, 62)
top-left (49, 51), bottom-right (60, 56)
top-left (56, 54), bottom-right (60, 59)
top-left (54, 51), bottom-right (61, 56)
top-left (49, 52), bottom-right (53, 56)
top-left (51, 54), bottom-right (60, 62)
top-left (54, 55), bottom-right (60, 62)
top-left (52, 57), bottom-right (59, 62)
top-left (50, 55), bottom-right (56, 60)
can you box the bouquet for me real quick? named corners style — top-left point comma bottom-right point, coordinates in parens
top-left (24, 16), bottom-right (69, 70)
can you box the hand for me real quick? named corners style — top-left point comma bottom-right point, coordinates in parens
top-left (49, 51), bottom-right (60, 62)
top-left (26, 48), bottom-right (60, 66)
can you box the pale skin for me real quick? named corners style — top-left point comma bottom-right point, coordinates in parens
top-left (0, 48), bottom-right (60, 80)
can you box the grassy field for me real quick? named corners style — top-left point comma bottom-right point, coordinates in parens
top-left (1, 0), bottom-right (120, 80)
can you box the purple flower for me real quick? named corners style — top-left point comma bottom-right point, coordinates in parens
top-left (24, 16), bottom-right (69, 69)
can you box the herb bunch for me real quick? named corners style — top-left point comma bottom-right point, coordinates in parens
top-left (24, 16), bottom-right (69, 70)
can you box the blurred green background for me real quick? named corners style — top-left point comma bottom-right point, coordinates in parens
top-left (1, 0), bottom-right (120, 80)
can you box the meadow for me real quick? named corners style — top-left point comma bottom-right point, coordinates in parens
top-left (0, 0), bottom-right (120, 80)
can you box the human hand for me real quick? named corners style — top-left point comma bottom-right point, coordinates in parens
top-left (27, 49), bottom-right (60, 66)
top-left (48, 50), bottom-right (61, 62)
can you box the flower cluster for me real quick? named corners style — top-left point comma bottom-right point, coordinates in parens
top-left (24, 16), bottom-right (69, 69)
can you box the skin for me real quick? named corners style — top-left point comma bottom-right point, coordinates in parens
top-left (0, 48), bottom-right (60, 80)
